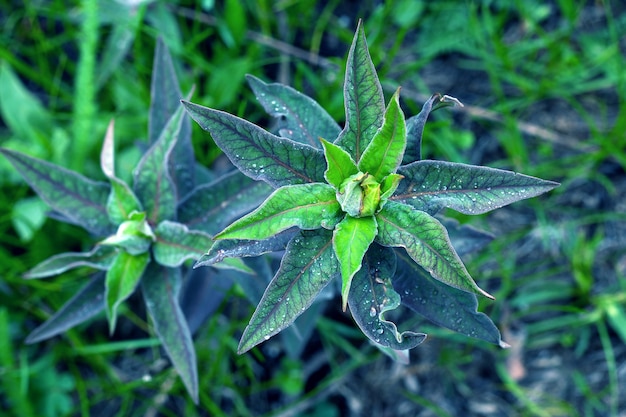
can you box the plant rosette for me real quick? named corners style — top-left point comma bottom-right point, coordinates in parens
top-left (183, 21), bottom-right (559, 357)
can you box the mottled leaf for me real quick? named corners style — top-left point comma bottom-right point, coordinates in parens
top-left (0, 148), bottom-right (113, 236)
top-left (238, 229), bottom-right (339, 353)
top-left (395, 252), bottom-right (508, 347)
top-left (335, 20), bottom-right (385, 161)
top-left (141, 263), bottom-right (198, 403)
top-left (182, 101), bottom-right (326, 187)
top-left (215, 183), bottom-right (342, 240)
top-left (24, 245), bottom-right (118, 279)
top-left (246, 74), bottom-right (341, 147)
top-left (348, 244), bottom-right (426, 350)
top-left (320, 138), bottom-right (358, 190)
top-left (25, 273), bottom-right (105, 344)
top-left (394, 160), bottom-right (560, 215)
top-left (375, 201), bottom-right (493, 299)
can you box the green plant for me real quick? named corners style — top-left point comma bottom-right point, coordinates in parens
top-left (0, 40), bottom-right (270, 402)
top-left (183, 21), bottom-right (559, 356)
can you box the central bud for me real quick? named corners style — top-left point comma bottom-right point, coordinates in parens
top-left (337, 172), bottom-right (381, 217)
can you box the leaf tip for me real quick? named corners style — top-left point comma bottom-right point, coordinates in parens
top-left (499, 340), bottom-right (511, 349)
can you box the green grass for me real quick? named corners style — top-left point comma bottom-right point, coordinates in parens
top-left (1, 1), bottom-right (624, 415)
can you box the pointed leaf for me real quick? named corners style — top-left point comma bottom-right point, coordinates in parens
top-left (24, 245), bottom-right (118, 279)
top-left (182, 101), bottom-right (326, 187)
top-left (194, 228), bottom-right (298, 268)
top-left (0, 148), bottom-right (113, 236)
top-left (215, 183), bottom-right (342, 240)
top-left (358, 88), bottom-right (406, 181)
top-left (395, 252), bottom-right (508, 347)
top-left (333, 215), bottom-right (378, 310)
top-left (320, 138), bottom-right (358, 189)
top-left (133, 106), bottom-right (184, 224)
top-left (150, 39), bottom-right (195, 198)
top-left (100, 212), bottom-right (155, 255)
top-left (100, 120), bottom-right (143, 224)
top-left (402, 93), bottom-right (452, 164)
top-left (394, 160), bottom-right (560, 215)
top-left (177, 170), bottom-right (272, 235)
top-left (141, 263), bottom-right (198, 403)
top-left (335, 20), bottom-right (385, 162)
top-left (238, 229), bottom-right (339, 353)
top-left (246, 74), bottom-right (341, 147)
top-left (153, 220), bottom-right (213, 267)
top-left (380, 173), bottom-right (403, 202)
top-left (348, 244), bottom-right (426, 349)
top-left (104, 251), bottom-right (150, 334)
top-left (441, 218), bottom-right (494, 257)
top-left (376, 201), bottom-right (493, 299)
top-left (25, 273), bottom-right (105, 344)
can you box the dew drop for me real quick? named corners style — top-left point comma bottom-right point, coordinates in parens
top-left (264, 335), bottom-right (270, 340)
top-left (369, 306), bottom-right (377, 317)
top-left (376, 327), bottom-right (384, 334)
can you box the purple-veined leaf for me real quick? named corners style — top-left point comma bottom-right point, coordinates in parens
top-left (215, 183), bottom-right (343, 240)
top-left (375, 201), bottom-right (494, 300)
top-left (25, 273), bottom-right (105, 344)
top-left (104, 251), bottom-right (150, 334)
top-left (246, 74), bottom-right (341, 147)
top-left (394, 160), bottom-right (560, 215)
top-left (335, 19), bottom-right (385, 162)
top-left (182, 101), bottom-right (326, 187)
top-left (177, 170), bottom-right (272, 235)
top-left (238, 229), bottom-right (339, 353)
top-left (320, 138), bottom-right (358, 190)
top-left (141, 263), bottom-right (198, 403)
top-left (403, 94), bottom-right (463, 164)
top-left (0, 148), bottom-right (113, 236)
top-left (333, 215), bottom-right (378, 310)
top-left (133, 106), bottom-right (185, 225)
top-left (24, 245), bottom-right (118, 279)
top-left (357, 88), bottom-right (406, 182)
top-left (348, 244), bottom-right (426, 350)
top-left (100, 120), bottom-right (143, 224)
top-left (149, 38), bottom-right (195, 198)
top-left (395, 252), bottom-right (508, 347)
top-left (194, 228), bottom-right (298, 268)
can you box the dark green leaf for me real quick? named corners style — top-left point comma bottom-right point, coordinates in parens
top-left (441, 217), bottom-right (493, 257)
top-left (215, 183), bottom-right (342, 240)
top-left (24, 245), bottom-right (118, 279)
top-left (25, 273), bottom-right (105, 344)
top-left (153, 220), bottom-right (213, 267)
top-left (182, 101), bottom-right (326, 187)
top-left (348, 244), bottom-right (426, 350)
top-left (335, 20), bottom-right (385, 162)
top-left (246, 75), bottom-right (341, 147)
top-left (394, 160), bottom-right (560, 215)
top-left (395, 252), bottom-right (508, 347)
top-left (238, 229), bottom-right (339, 353)
top-left (320, 138), bottom-right (358, 190)
top-left (141, 263), bottom-right (198, 403)
top-left (104, 251), bottom-right (150, 334)
top-left (133, 106), bottom-right (185, 224)
top-left (358, 88), bottom-right (406, 181)
top-left (0, 148), bottom-right (113, 236)
top-left (376, 201), bottom-right (493, 299)
top-left (177, 170), bottom-right (272, 235)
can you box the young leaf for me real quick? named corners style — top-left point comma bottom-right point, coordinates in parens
top-left (380, 173), bottom-right (404, 202)
top-left (182, 101), bottom-right (327, 187)
top-left (133, 106), bottom-right (185, 225)
top-left (394, 160), bottom-right (560, 215)
top-left (358, 88), bottom-right (406, 181)
top-left (100, 120), bottom-right (143, 224)
top-left (395, 253), bottom-right (508, 347)
top-left (238, 229), bottom-right (339, 353)
top-left (100, 212), bottom-right (155, 255)
top-left (177, 170), bottom-right (272, 235)
top-left (375, 201), bottom-right (494, 300)
top-left (335, 19), bottom-right (385, 161)
top-left (348, 244), bottom-right (426, 349)
top-left (333, 215), bottom-right (378, 310)
top-left (246, 75), bottom-right (341, 147)
top-left (24, 245), bottom-right (118, 279)
top-left (215, 183), bottom-right (343, 240)
top-left (104, 251), bottom-right (150, 334)
top-left (0, 148), bottom-right (113, 236)
top-left (25, 273), bottom-right (105, 344)
top-left (320, 138), bottom-right (358, 189)
top-left (141, 263), bottom-right (198, 403)
top-left (153, 220), bottom-right (214, 267)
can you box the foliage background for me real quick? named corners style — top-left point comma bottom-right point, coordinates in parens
top-left (0, 0), bottom-right (624, 416)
